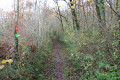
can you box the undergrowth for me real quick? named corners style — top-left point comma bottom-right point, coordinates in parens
top-left (0, 37), bottom-right (52, 80)
top-left (59, 26), bottom-right (120, 80)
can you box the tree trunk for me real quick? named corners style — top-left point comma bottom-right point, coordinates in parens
top-left (95, 0), bottom-right (102, 24)
top-left (70, 0), bottom-right (80, 30)
top-left (53, 0), bottom-right (64, 31)
top-left (83, 6), bottom-right (88, 27)
top-left (14, 0), bottom-right (19, 54)
top-left (116, 0), bottom-right (120, 48)
top-left (100, 0), bottom-right (106, 26)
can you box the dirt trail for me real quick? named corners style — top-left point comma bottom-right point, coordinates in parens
top-left (52, 36), bottom-right (65, 80)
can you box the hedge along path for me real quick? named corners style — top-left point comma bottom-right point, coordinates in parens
top-left (52, 36), bottom-right (65, 80)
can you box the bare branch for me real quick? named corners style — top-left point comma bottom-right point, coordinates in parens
top-left (106, 0), bottom-right (119, 16)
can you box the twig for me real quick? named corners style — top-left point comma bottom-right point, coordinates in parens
top-left (106, 0), bottom-right (119, 17)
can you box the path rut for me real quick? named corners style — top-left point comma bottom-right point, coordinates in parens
top-left (52, 36), bottom-right (65, 80)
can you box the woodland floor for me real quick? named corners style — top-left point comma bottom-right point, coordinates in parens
top-left (44, 36), bottom-right (65, 80)
top-left (53, 36), bottom-right (65, 80)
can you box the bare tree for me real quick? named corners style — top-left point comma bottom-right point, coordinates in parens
top-left (53, 0), bottom-right (64, 31)
top-left (14, 0), bottom-right (19, 54)
top-left (95, 0), bottom-right (102, 24)
top-left (70, 0), bottom-right (80, 30)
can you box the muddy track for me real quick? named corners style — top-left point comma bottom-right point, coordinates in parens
top-left (52, 36), bottom-right (65, 80)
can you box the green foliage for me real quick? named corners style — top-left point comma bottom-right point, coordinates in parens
top-left (60, 25), bottom-right (120, 80)
top-left (0, 38), bottom-right (52, 80)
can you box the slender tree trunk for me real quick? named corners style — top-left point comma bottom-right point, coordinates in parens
top-left (119, 15), bottom-right (120, 31)
top-left (59, 13), bottom-right (64, 31)
top-left (53, 0), bottom-right (64, 31)
top-left (70, 0), bottom-right (80, 30)
top-left (14, 0), bottom-right (19, 54)
top-left (95, 0), bottom-right (102, 24)
top-left (115, 0), bottom-right (119, 28)
top-left (100, 0), bottom-right (106, 26)
top-left (110, 0), bottom-right (113, 20)
top-left (116, 0), bottom-right (120, 48)
top-left (93, 5), bottom-right (95, 23)
top-left (57, 7), bottom-right (64, 31)
top-left (83, 6), bottom-right (88, 27)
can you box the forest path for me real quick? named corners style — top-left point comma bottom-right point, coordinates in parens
top-left (52, 36), bottom-right (65, 80)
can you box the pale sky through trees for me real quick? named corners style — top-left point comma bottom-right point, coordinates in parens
top-left (0, 0), bottom-right (14, 11)
top-left (0, 0), bottom-right (67, 11)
